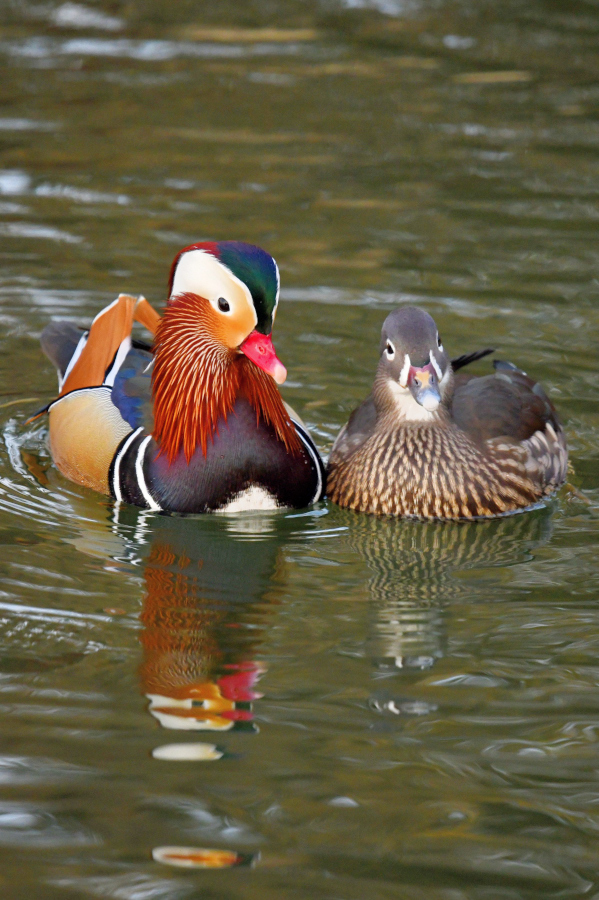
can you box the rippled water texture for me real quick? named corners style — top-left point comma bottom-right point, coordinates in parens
top-left (1, 1), bottom-right (599, 897)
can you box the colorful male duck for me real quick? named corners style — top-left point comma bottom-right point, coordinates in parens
top-left (38, 241), bottom-right (324, 513)
top-left (327, 306), bottom-right (568, 519)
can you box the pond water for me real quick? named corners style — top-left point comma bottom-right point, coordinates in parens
top-left (1, 0), bottom-right (599, 897)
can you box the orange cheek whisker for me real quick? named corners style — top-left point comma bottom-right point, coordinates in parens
top-left (151, 293), bottom-right (300, 463)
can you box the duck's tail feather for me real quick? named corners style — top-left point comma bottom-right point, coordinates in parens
top-left (41, 321), bottom-right (84, 379)
top-left (451, 347), bottom-right (495, 372)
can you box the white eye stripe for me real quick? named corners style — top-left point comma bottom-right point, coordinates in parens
top-left (385, 340), bottom-right (396, 360)
top-left (171, 248), bottom-right (258, 328)
top-left (399, 353), bottom-right (411, 387)
top-left (431, 353), bottom-right (442, 379)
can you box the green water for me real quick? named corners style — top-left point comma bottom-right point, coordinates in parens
top-left (1, 1), bottom-right (599, 897)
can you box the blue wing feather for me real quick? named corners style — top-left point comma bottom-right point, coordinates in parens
top-left (111, 345), bottom-right (154, 432)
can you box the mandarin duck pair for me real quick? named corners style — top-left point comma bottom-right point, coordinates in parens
top-left (36, 241), bottom-right (568, 520)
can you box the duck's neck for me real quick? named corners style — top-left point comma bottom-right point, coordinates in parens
top-left (151, 295), bottom-right (300, 463)
top-left (373, 369), bottom-right (453, 427)
top-left (373, 380), bottom-right (442, 426)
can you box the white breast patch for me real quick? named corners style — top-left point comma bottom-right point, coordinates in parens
top-left (216, 485), bottom-right (280, 513)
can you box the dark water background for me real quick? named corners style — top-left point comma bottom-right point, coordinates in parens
top-left (1, 1), bottom-right (599, 897)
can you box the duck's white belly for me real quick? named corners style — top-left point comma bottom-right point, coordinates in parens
top-left (215, 485), bottom-right (280, 513)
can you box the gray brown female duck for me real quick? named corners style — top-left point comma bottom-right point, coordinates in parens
top-left (327, 307), bottom-right (567, 519)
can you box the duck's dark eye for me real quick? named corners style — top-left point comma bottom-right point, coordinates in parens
top-left (217, 297), bottom-right (230, 313)
top-left (437, 334), bottom-right (442, 348)
top-left (385, 341), bottom-right (395, 360)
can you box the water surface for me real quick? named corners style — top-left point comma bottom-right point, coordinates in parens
top-left (1, 1), bottom-right (599, 897)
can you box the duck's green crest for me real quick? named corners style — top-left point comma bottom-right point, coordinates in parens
top-left (168, 240), bottom-right (280, 334)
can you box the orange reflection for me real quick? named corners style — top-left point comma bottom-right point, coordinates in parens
top-left (138, 528), bottom-right (273, 733)
top-left (152, 845), bottom-right (253, 868)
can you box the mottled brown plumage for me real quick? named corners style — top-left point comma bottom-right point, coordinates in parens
top-left (327, 307), bottom-right (567, 520)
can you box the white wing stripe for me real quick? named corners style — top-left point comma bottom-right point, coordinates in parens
top-left (59, 332), bottom-right (88, 390)
top-left (104, 336), bottom-right (132, 387)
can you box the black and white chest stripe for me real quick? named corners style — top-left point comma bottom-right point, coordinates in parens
top-left (109, 419), bottom-right (325, 512)
top-left (289, 418), bottom-right (325, 504)
top-left (109, 427), bottom-right (162, 511)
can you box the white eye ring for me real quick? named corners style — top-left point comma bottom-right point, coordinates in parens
top-left (385, 340), bottom-right (395, 360)
top-left (437, 333), bottom-right (443, 352)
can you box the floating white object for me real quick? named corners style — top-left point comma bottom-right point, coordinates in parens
top-left (151, 743), bottom-right (223, 761)
top-left (328, 796), bottom-right (359, 807)
top-left (149, 709), bottom-right (234, 731)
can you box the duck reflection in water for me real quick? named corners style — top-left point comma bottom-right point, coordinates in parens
top-left (342, 509), bottom-right (554, 672)
top-left (114, 506), bottom-right (286, 735)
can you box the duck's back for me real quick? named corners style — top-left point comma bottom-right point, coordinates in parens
top-left (451, 361), bottom-right (568, 491)
top-left (452, 362), bottom-right (555, 441)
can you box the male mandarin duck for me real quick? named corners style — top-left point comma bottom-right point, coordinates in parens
top-left (38, 241), bottom-right (324, 513)
top-left (327, 307), bottom-right (568, 519)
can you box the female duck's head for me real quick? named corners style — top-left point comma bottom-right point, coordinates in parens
top-left (375, 307), bottom-right (452, 419)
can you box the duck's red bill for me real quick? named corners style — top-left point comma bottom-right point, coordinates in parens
top-left (240, 331), bottom-right (287, 384)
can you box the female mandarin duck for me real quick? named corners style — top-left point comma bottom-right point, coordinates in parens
top-left (38, 241), bottom-right (324, 513)
top-left (327, 307), bottom-right (567, 519)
